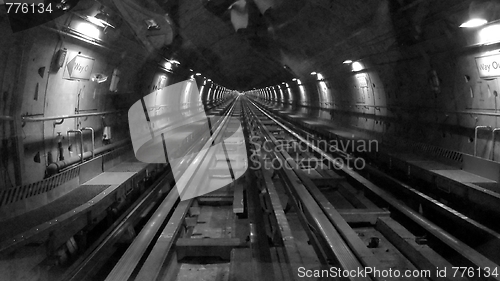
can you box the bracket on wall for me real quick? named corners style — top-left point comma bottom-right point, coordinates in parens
top-left (54, 119), bottom-right (65, 127)
top-left (38, 67), bottom-right (45, 78)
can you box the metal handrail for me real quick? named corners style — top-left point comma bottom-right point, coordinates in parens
top-left (68, 130), bottom-right (84, 163)
top-left (492, 128), bottom-right (500, 161)
top-left (286, 101), bottom-right (500, 118)
top-left (474, 126), bottom-right (492, 157)
top-left (22, 110), bottom-right (123, 122)
top-left (82, 127), bottom-right (95, 159)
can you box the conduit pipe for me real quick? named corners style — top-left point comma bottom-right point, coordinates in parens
top-left (22, 111), bottom-right (122, 122)
top-left (46, 139), bottom-right (129, 177)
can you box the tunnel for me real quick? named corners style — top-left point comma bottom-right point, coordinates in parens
top-left (1, 0), bottom-right (500, 280)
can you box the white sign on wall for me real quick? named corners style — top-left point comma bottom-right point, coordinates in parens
top-left (355, 74), bottom-right (368, 104)
top-left (475, 54), bottom-right (500, 78)
top-left (66, 55), bottom-right (95, 80)
top-left (356, 74), bottom-right (368, 87)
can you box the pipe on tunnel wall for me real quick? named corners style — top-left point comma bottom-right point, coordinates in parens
top-left (46, 139), bottom-right (130, 177)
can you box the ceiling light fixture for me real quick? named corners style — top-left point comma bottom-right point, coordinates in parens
top-left (311, 72), bottom-right (317, 75)
top-left (460, 18), bottom-right (488, 28)
top-left (145, 19), bottom-right (160, 30)
top-left (352, 61), bottom-right (364, 72)
top-left (94, 12), bottom-right (115, 28)
top-left (56, 0), bottom-right (71, 11)
top-left (74, 21), bottom-right (101, 39)
top-left (164, 61), bottom-right (172, 71)
top-left (80, 6), bottom-right (116, 29)
top-left (343, 60), bottom-right (353, 64)
top-left (478, 23), bottom-right (500, 45)
top-left (86, 15), bottom-right (106, 28)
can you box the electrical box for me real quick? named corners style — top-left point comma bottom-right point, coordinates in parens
top-left (52, 48), bottom-right (67, 71)
top-left (110, 68), bottom-right (121, 92)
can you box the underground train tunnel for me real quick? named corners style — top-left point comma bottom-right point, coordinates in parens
top-left (2, 0), bottom-right (500, 280)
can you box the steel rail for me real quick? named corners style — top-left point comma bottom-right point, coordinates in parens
top-left (105, 98), bottom-right (239, 281)
top-left (246, 101), bottom-right (467, 281)
top-left (104, 179), bottom-right (180, 281)
top-left (244, 101), bottom-right (372, 281)
top-left (134, 97), bottom-right (240, 281)
top-left (243, 105), bottom-right (278, 281)
top-left (257, 99), bottom-right (500, 265)
top-left (255, 146), bottom-right (301, 281)
top-left (62, 167), bottom-right (173, 281)
top-left (249, 99), bottom-right (500, 281)
top-left (245, 103), bottom-right (303, 280)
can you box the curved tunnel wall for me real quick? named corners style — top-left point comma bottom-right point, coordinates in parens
top-left (2, 0), bottom-right (500, 188)
top-left (0, 12), bottom-right (157, 186)
top-left (248, 18), bottom-right (500, 161)
top-left (0, 11), bottom-right (233, 188)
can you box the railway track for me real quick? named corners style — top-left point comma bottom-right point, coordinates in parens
top-left (243, 98), bottom-right (500, 281)
top-left (63, 96), bottom-right (500, 281)
top-left (104, 97), bottom-right (266, 281)
top-left (54, 98), bottom-right (238, 281)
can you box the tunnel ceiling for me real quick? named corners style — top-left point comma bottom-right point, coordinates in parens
top-left (165, 0), bottom-right (384, 90)
top-left (101, 0), bottom-right (488, 90)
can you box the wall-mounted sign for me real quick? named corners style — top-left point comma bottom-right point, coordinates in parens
top-left (355, 74), bottom-right (368, 104)
top-left (355, 74), bottom-right (368, 87)
top-left (475, 54), bottom-right (500, 78)
top-left (66, 55), bottom-right (95, 80)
